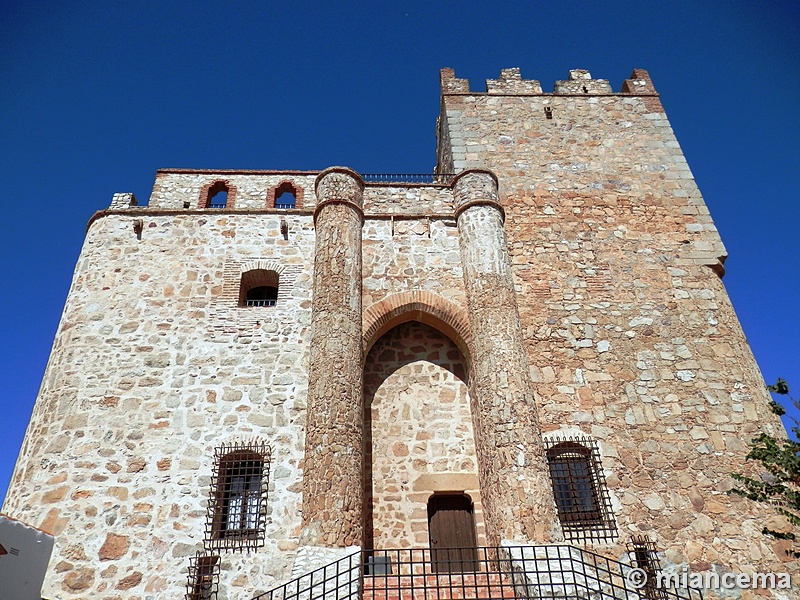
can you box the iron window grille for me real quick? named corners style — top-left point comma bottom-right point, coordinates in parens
top-left (245, 287), bottom-right (278, 307)
top-left (204, 440), bottom-right (272, 552)
top-left (186, 552), bottom-right (220, 600)
top-left (544, 436), bottom-right (617, 542)
top-left (629, 535), bottom-right (666, 599)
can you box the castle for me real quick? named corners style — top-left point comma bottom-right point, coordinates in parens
top-left (3, 67), bottom-right (795, 599)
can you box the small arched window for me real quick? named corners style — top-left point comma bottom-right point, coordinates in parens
top-left (239, 269), bottom-right (279, 307)
top-left (205, 441), bottom-right (271, 551)
top-left (544, 437), bottom-right (616, 542)
top-left (200, 180), bottom-right (236, 209)
top-left (274, 182), bottom-right (297, 209)
top-left (269, 181), bottom-right (303, 210)
top-left (207, 181), bottom-right (229, 209)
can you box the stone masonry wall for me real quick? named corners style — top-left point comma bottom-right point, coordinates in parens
top-left (438, 68), bottom-right (796, 592)
top-left (148, 171), bottom-right (318, 210)
top-left (364, 321), bottom-right (484, 550)
top-left (3, 208), bottom-right (316, 599)
top-left (362, 216), bottom-right (464, 310)
top-left (5, 169), bottom-right (475, 599)
top-left (363, 185), bottom-right (454, 215)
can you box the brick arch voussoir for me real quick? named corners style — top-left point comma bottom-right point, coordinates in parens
top-left (239, 260), bottom-right (285, 276)
top-left (362, 291), bottom-right (472, 366)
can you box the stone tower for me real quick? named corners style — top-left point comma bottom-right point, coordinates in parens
top-left (3, 68), bottom-right (794, 599)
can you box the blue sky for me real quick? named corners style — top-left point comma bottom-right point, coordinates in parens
top-left (1, 1), bottom-right (798, 505)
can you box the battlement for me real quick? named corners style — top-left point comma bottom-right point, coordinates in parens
top-left (441, 67), bottom-right (658, 95)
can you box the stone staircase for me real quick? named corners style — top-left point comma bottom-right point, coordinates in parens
top-left (363, 571), bottom-right (520, 600)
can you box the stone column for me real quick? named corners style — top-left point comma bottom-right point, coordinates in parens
top-left (301, 167), bottom-right (365, 548)
top-left (453, 169), bottom-right (559, 544)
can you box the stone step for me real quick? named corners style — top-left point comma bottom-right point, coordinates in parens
top-left (363, 571), bottom-right (520, 600)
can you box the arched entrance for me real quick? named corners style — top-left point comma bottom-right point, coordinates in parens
top-left (363, 320), bottom-right (484, 551)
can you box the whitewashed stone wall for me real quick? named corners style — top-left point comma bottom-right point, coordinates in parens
top-left (148, 171), bottom-right (317, 210)
top-left (4, 208), bottom-right (316, 598)
top-left (4, 173), bottom-right (475, 599)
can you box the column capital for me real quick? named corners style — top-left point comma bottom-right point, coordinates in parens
top-left (314, 167), bottom-right (365, 224)
top-left (452, 168), bottom-right (498, 189)
top-left (452, 169), bottom-right (503, 221)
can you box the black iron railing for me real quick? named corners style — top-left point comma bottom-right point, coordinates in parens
top-left (245, 299), bottom-right (277, 307)
top-left (361, 174), bottom-right (455, 185)
top-left (254, 550), bottom-right (361, 600)
top-left (252, 545), bottom-right (702, 600)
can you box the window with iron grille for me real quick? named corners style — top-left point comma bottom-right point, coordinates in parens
top-left (239, 269), bottom-right (279, 308)
top-left (544, 436), bottom-right (617, 542)
top-left (205, 441), bottom-right (271, 551)
top-left (628, 536), bottom-right (666, 599)
top-left (186, 552), bottom-right (220, 600)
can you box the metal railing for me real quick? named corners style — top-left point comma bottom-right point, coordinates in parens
top-left (361, 174), bottom-right (455, 185)
top-left (253, 545), bottom-right (702, 600)
top-left (276, 203), bottom-right (296, 209)
top-left (208, 202), bottom-right (228, 209)
top-left (245, 299), bottom-right (277, 307)
top-left (254, 550), bottom-right (361, 600)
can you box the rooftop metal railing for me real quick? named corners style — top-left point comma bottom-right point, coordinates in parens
top-left (361, 174), bottom-right (455, 185)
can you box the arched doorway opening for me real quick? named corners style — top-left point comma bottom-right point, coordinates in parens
top-left (363, 320), bottom-right (484, 551)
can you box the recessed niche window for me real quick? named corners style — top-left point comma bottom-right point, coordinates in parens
top-left (204, 440), bottom-right (271, 552)
top-left (544, 437), bottom-right (616, 542)
top-left (239, 269), bottom-right (279, 307)
top-left (246, 286), bottom-right (277, 307)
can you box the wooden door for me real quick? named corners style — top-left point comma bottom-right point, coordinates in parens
top-left (428, 494), bottom-right (478, 572)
